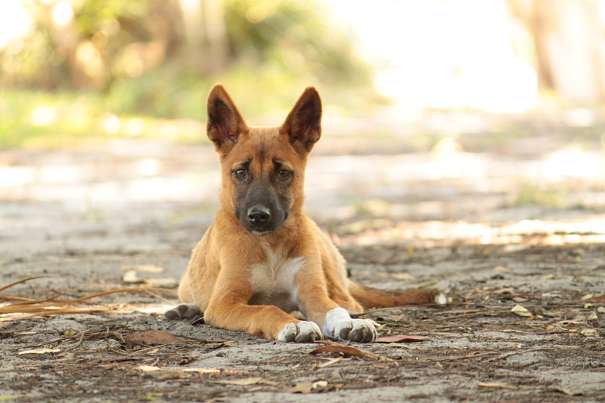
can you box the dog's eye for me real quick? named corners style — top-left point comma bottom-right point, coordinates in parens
top-left (277, 169), bottom-right (293, 181)
top-left (232, 168), bottom-right (249, 182)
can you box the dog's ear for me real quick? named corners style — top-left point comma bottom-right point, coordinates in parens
top-left (280, 87), bottom-right (322, 154)
top-left (207, 85), bottom-right (248, 155)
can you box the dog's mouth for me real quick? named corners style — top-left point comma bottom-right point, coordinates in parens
top-left (251, 230), bottom-right (271, 236)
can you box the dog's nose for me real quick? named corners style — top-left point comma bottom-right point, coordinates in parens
top-left (247, 205), bottom-right (271, 225)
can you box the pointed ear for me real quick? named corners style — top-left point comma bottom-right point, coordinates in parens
top-left (280, 87), bottom-right (322, 154)
top-left (206, 85), bottom-right (248, 155)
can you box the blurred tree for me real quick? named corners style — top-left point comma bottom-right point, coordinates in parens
top-left (0, 0), bottom-right (373, 119)
top-left (509, 0), bottom-right (605, 103)
top-left (0, 0), bottom-right (370, 88)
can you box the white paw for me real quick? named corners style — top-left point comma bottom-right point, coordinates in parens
top-left (276, 321), bottom-right (323, 343)
top-left (323, 307), bottom-right (377, 342)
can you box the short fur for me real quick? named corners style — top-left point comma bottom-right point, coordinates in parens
top-left (171, 85), bottom-right (440, 342)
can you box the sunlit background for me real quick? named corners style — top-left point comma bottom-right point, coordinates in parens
top-left (3, 0), bottom-right (605, 246)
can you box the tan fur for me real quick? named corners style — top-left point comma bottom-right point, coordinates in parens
top-left (176, 85), bottom-right (438, 340)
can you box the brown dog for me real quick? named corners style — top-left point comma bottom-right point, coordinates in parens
top-left (166, 85), bottom-right (445, 342)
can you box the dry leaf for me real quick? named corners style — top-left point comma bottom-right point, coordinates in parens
top-left (581, 294), bottom-right (594, 301)
top-left (494, 266), bottom-right (510, 273)
top-left (513, 297), bottom-right (528, 303)
top-left (589, 295), bottom-right (605, 302)
top-left (375, 334), bottom-right (430, 343)
top-left (494, 288), bottom-right (514, 295)
top-left (580, 328), bottom-right (598, 337)
top-left (290, 380), bottom-right (328, 394)
top-left (18, 347), bottom-right (61, 355)
top-left (289, 382), bottom-right (313, 394)
top-left (478, 382), bottom-right (515, 389)
top-left (554, 387), bottom-right (583, 396)
top-left (138, 365), bottom-right (160, 372)
top-left (511, 304), bottom-right (532, 317)
top-left (137, 365), bottom-right (237, 376)
top-left (214, 377), bottom-right (276, 386)
top-left (124, 330), bottom-right (191, 346)
top-left (310, 343), bottom-right (389, 361)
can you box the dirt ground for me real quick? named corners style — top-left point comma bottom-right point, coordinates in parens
top-left (1, 111), bottom-right (605, 402)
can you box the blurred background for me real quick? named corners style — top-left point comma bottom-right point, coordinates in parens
top-left (2, 0), bottom-right (605, 247)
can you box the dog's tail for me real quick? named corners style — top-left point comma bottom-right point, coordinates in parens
top-left (348, 281), bottom-right (446, 309)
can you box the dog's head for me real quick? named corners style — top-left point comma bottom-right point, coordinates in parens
top-left (206, 85), bottom-right (321, 235)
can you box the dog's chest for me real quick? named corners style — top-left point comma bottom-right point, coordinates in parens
top-left (249, 246), bottom-right (304, 310)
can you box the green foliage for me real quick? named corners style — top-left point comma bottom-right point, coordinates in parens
top-left (74, 0), bottom-right (149, 38)
top-left (0, 0), bottom-right (380, 148)
top-left (224, 0), bottom-right (372, 83)
top-left (0, 90), bottom-right (205, 148)
top-left (513, 181), bottom-right (567, 208)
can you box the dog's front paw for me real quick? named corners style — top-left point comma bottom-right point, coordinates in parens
top-left (323, 307), bottom-right (377, 342)
top-left (164, 304), bottom-right (202, 320)
top-left (327, 318), bottom-right (377, 342)
top-left (276, 321), bottom-right (322, 343)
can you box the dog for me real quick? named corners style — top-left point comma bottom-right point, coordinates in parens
top-left (166, 85), bottom-right (445, 342)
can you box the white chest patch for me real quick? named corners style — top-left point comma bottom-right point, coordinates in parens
top-left (248, 244), bottom-right (304, 311)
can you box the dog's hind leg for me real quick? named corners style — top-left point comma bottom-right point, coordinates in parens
top-left (164, 304), bottom-right (202, 321)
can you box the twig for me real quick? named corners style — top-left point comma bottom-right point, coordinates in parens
top-left (65, 331), bottom-right (87, 352)
top-left (483, 347), bottom-right (556, 363)
top-left (0, 276), bottom-right (43, 293)
top-left (438, 351), bottom-right (499, 362)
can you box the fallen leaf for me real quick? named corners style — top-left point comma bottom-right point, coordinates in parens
top-left (554, 387), bottom-right (583, 396)
top-left (580, 328), bottom-right (598, 337)
top-left (18, 347), bottom-right (61, 355)
top-left (511, 304), bottom-right (532, 317)
top-left (125, 330), bottom-right (191, 346)
top-left (478, 382), bottom-right (515, 389)
top-left (494, 288), bottom-right (514, 295)
top-left (289, 380), bottom-right (328, 394)
top-left (137, 365), bottom-right (238, 376)
top-left (581, 294), bottom-right (594, 301)
top-left (375, 334), bottom-right (430, 343)
top-left (213, 377), bottom-right (268, 386)
top-left (512, 297), bottom-right (528, 303)
top-left (310, 343), bottom-right (390, 361)
top-left (494, 266), bottom-right (510, 273)
top-left (138, 365), bottom-right (160, 372)
top-left (589, 295), bottom-right (605, 302)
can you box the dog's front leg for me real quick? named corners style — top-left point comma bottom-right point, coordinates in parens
top-left (204, 254), bottom-right (322, 342)
top-left (295, 255), bottom-right (377, 342)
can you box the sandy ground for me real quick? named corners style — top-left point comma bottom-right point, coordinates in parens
top-left (1, 114), bottom-right (605, 401)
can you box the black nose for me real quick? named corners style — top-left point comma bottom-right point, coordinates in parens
top-left (247, 205), bottom-right (271, 225)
